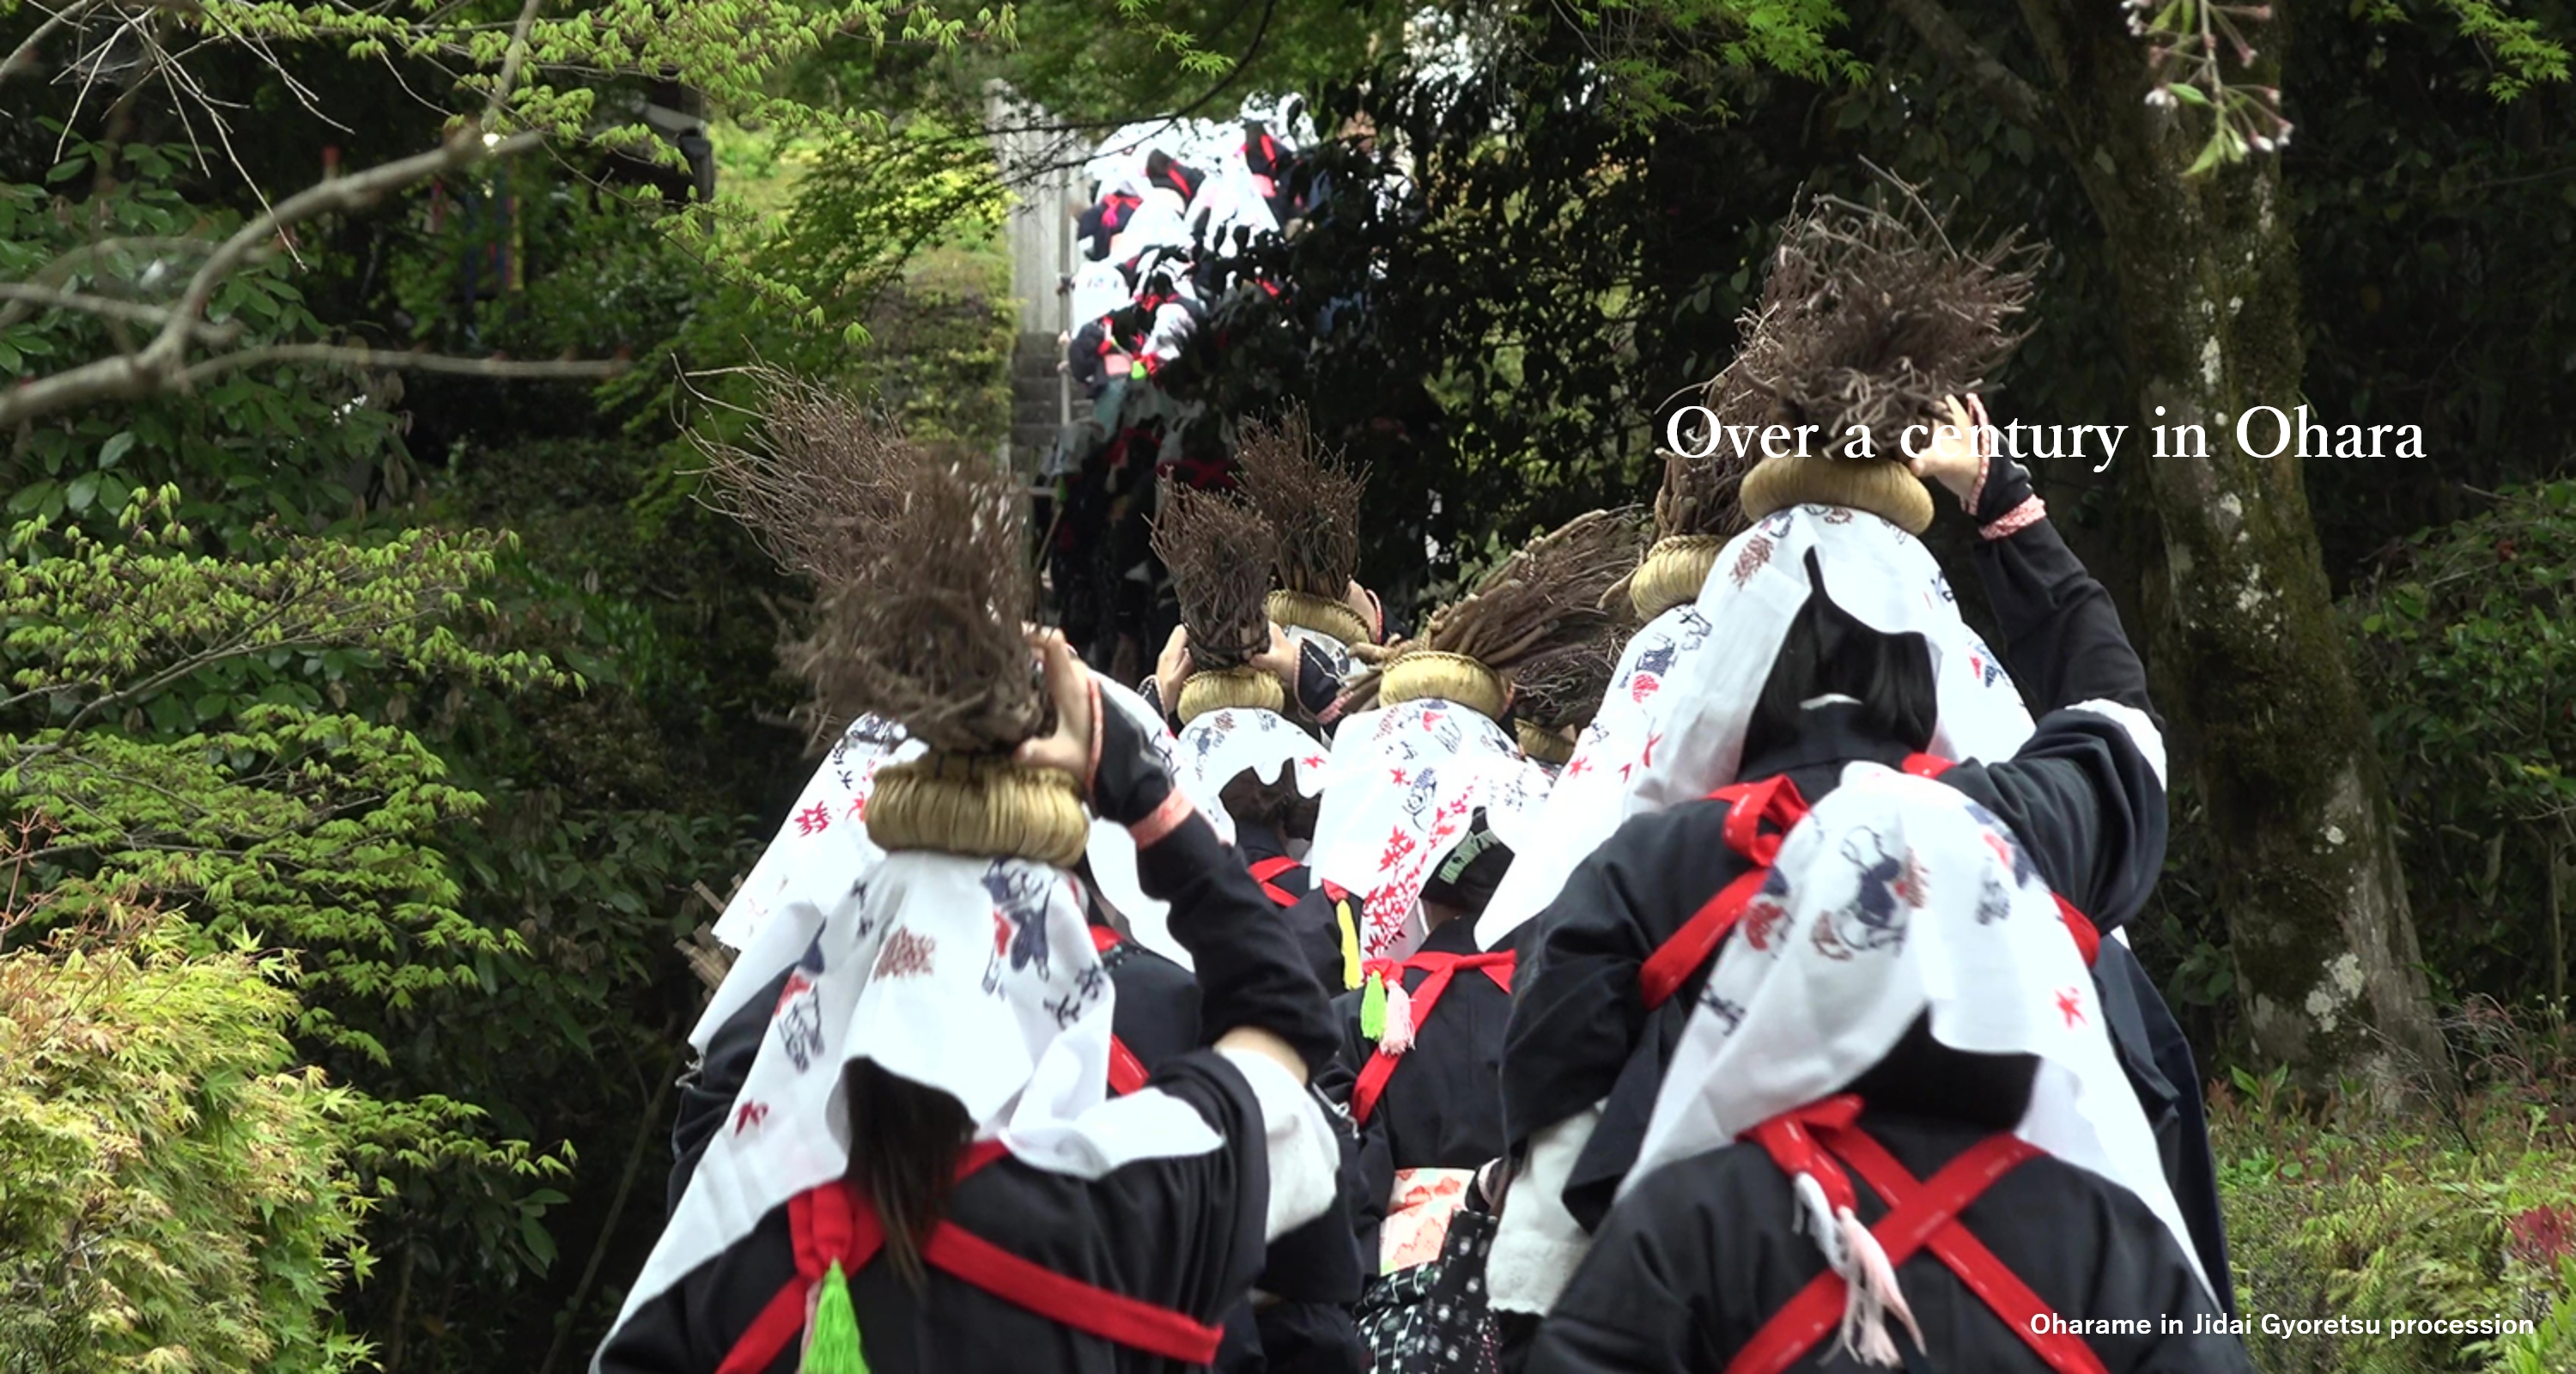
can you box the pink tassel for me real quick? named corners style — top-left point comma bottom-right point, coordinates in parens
top-left (1832, 1207), bottom-right (1922, 1368)
top-left (1379, 981), bottom-right (1416, 1055)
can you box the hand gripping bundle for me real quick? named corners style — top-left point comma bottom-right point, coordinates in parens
top-left (1725, 183), bottom-right (2040, 535)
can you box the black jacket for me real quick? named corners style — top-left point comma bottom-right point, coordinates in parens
top-left (1500, 462), bottom-right (2232, 1308)
top-left (1526, 1109), bottom-right (2253, 1374)
top-left (1332, 916), bottom-right (1516, 1268)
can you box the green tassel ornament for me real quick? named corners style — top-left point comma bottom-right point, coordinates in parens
top-left (1359, 970), bottom-right (1387, 1042)
top-left (802, 1261), bottom-right (869, 1374)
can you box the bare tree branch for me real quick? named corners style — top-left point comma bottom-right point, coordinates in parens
top-left (172, 343), bottom-right (629, 387)
top-left (0, 283), bottom-right (243, 340)
top-left (2, 0), bottom-right (107, 85)
top-left (1885, 0), bottom-right (2069, 155)
top-left (0, 237), bottom-right (217, 331)
top-left (0, 129), bottom-right (555, 427)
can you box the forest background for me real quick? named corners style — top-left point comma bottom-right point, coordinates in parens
top-left (5, 0), bottom-right (2576, 1369)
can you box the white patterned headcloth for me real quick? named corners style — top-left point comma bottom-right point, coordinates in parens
top-left (1479, 505), bottom-right (2036, 948)
top-left (1627, 766), bottom-right (2211, 1304)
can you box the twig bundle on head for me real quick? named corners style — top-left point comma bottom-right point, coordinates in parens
top-left (1662, 328), bottom-right (1777, 543)
top-left (1512, 630), bottom-right (1625, 732)
top-left (1733, 183), bottom-right (2039, 458)
top-left (690, 366), bottom-right (909, 582)
top-left (1151, 483), bottom-right (1279, 672)
top-left (1425, 508), bottom-right (1651, 668)
top-left (1341, 508), bottom-right (1650, 719)
top-left (756, 408), bottom-right (1042, 755)
top-left (1236, 404), bottom-right (1366, 599)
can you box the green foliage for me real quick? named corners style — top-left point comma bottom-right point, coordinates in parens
top-left (0, 138), bottom-right (407, 538)
top-left (840, 243), bottom-right (1015, 450)
top-left (0, 906), bottom-right (374, 1373)
top-left (1547, 0), bottom-right (1865, 124)
top-left (2350, 482), bottom-right (2576, 1005)
top-left (3, 489), bottom-right (562, 1048)
top-left (155, 0), bottom-right (999, 142)
top-left (348, 436), bottom-right (793, 1365)
top-left (0, 486), bottom-right (583, 1361)
top-left (2213, 1027), bottom-right (2576, 1372)
top-left (2360, 0), bottom-right (2573, 98)
top-left (987, 0), bottom-right (1406, 117)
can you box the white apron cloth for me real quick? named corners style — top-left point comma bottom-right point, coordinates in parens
top-left (1171, 706), bottom-right (1331, 838)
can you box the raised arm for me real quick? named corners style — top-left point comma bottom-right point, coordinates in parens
top-left (1023, 632), bottom-right (1340, 1083)
top-left (1911, 396), bottom-right (2169, 930)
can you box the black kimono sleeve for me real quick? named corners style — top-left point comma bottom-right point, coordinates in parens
top-left (1248, 1057), bottom-right (1371, 1372)
top-left (1097, 694), bottom-right (1340, 1070)
top-left (1498, 806), bottom-right (1747, 1154)
top-left (666, 964), bottom-right (795, 1217)
top-left (1938, 456), bottom-right (2169, 935)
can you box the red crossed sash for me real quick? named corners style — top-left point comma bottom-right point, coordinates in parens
top-left (1726, 1097), bottom-right (2109, 1374)
top-left (1638, 772), bottom-right (1808, 1008)
top-left (1637, 755), bottom-right (2100, 1011)
top-left (717, 1139), bottom-right (1224, 1372)
top-left (1350, 950), bottom-right (1516, 1126)
top-left (1085, 926), bottom-right (1151, 1097)
top-left (1248, 854), bottom-right (1303, 907)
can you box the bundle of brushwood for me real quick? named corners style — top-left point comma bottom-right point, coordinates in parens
top-left (1235, 404), bottom-right (1376, 655)
top-left (1150, 481), bottom-right (1287, 722)
top-left (1340, 508), bottom-right (1650, 723)
top-left (1507, 629), bottom-right (1625, 764)
top-left (697, 368), bottom-right (1084, 866)
top-left (1726, 182), bottom-right (2041, 537)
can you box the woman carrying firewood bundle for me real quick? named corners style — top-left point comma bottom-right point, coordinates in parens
top-left (1489, 189), bottom-right (2233, 1347)
top-left (1297, 509), bottom-right (1646, 1374)
top-left (595, 401), bottom-right (1344, 1374)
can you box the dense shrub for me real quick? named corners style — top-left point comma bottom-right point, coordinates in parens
top-left (0, 908), bottom-right (373, 1373)
top-left (2215, 1004), bottom-right (2576, 1373)
top-left (2350, 481), bottom-right (2576, 1006)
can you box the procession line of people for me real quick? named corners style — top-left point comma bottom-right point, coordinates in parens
top-left (598, 188), bottom-right (2256, 1374)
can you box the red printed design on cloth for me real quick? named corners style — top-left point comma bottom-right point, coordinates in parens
top-left (874, 928), bottom-right (937, 980)
top-left (1380, 1167), bottom-right (1477, 1274)
top-left (1731, 534), bottom-right (1775, 587)
top-left (793, 802), bottom-right (831, 836)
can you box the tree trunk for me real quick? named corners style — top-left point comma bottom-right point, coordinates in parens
top-left (1939, 0), bottom-right (2451, 1091)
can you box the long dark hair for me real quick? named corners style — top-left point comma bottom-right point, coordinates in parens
top-left (1218, 770), bottom-right (1321, 839)
top-left (1845, 1012), bottom-right (2038, 1129)
top-left (843, 1059), bottom-right (973, 1291)
top-left (1741, 550), bottom-right (1938, 764)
